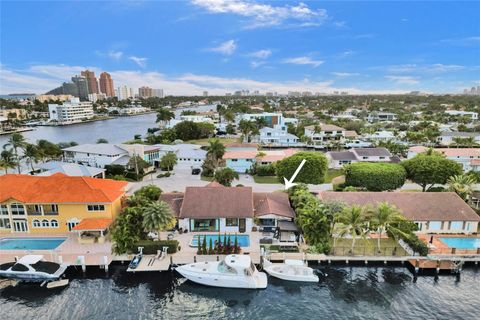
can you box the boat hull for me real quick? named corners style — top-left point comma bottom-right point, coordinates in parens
top-left (264, 265), bottom-right (319, 282)
top-left (176, 264), bottom-right (267, 289)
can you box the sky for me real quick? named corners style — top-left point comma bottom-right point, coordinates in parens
top-left (1, 0), bottom-right (479, 95)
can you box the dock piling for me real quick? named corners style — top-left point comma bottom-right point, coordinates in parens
top-left (103, 256), bottom-right (109, 273)
top-left (78, 255), bottom-right (86, 273)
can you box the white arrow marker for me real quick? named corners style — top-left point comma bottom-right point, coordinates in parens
top-left (283, 159), bottom-right (306, 190)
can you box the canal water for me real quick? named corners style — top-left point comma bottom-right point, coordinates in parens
top-left (1, 264), bottom-right (478, 320)
top-left (0, 104), bottom-right (218, 146)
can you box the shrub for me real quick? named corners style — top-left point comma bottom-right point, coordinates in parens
top-left (255, 164), bottom-right (276, 176)
top-left (402, 235), bottom-right (428, 256)
top-left (105, 164), bottom-right (125, 176)
top-left (276, 152), bottom-right (328, 184)
top-left (157, 172), bottom-right (171, 178)
top-left (345, 162), bottom-right (406, 191)
top-left (131, 240), bottom-right (179, 254)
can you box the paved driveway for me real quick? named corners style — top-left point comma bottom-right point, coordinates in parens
top-left (127, 169), bottom-right (333, 194)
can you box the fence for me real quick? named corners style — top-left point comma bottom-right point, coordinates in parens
top-left (330, 246), bottom-right (407, 257)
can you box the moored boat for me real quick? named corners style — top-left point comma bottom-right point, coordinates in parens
top-left (263, 258), bottom-right (319, 282)
top-left (175, 254), bottom-right (267, 289)
top-left (0, 255), bottom-right (68, 282)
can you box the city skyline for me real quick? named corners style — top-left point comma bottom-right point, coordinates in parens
top-left (1, 0), bottom-right (479, 95)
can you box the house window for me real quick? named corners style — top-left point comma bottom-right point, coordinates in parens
top-left (231, 159), bottom-right (238, 162)
top-left (42, 219), bottom-right (50, 227)
top-left (379, 157), bottom-right (385, 160)
top-left (0, 205), bottom-right (8, 215)
top-left (0, 218), bottom-right (11, 228)
top-left (226, 218), bottom-right (239, 227)
top-left (87, 204), bottom-right (105, 211)
top-left (362, 156), bottom-right (368, 160)
top-left (50, 220), bottom-right (59, 228)
top-left (10, 203), bottom-right (25, 215)
top-left (32, 219), bottom-right (41, 227)
top-left (34, 204), bottom-right (42, 213)
top-left (51, 204), bottom-right (58, 212)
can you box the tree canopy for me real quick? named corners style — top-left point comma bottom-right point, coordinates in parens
top-left (344, 162), bottom-right (406, 191)
top-left (276, 152), bottom-right (328, 185)
top-left (214, 167), bottom-right (239, 186)
top-left (401, 153), bottom-right (463, 191)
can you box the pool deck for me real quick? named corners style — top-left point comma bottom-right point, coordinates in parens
top-left (418, 234), bottom-right (480, 255)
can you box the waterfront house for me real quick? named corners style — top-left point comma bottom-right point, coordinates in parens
top-left (161, 182), bottom-right (295, 233)
top-left (437, 132), bottom-right (480, 146)
top-left (223, 149), bottom-right (297, 172)
top-left (407, 146), bottom-right (480, 171)
top-left (444, 110), bottom-right (478, 121)
top-left (254, 126), bottom-right (301, 147)
top-left (366, 111), bottom-right (397, 122)
top-left (304, 124), bottom-right (347, 147)
top-left (326, 148), bottom-right (397, 169)
top-left (36, 161), bottom-right (105, 178)
top-left (62, 144), bottom-right (130, 168)
top-left (0, 174), bottom-right (127, 235)
top-left (318, 192), bottom-right (480, 234)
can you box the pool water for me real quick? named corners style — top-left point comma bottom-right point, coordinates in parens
top-left (190, 234), bottom-right (250, 247)
top-left (0, 238), bottom-right (67, 250)
top-left (439, 237), bottom-right (480, 249)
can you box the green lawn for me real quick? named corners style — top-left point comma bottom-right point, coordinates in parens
top-left (330, 238), bottom-right (407, 256)
top-left (324, 169), bottom-right (344, 183)
top-left (185, 137), bottom-right (241, 145)
top-left (253, 175), bottom-right (281, 184)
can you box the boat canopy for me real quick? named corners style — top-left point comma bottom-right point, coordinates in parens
top-left (277, 220), bottom-right (300, 233)
top-left (17, 255), bottom-right (44, 265)
top-left (225, 254), bottom-right (252, 270)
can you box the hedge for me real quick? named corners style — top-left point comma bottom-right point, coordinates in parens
top-left (402, 234), bottom-right (428, 256)
top-left (131, 240), bottom-right (179, 254)
top-left (344, 162), bottom-right (406, 191)
top-left (276, 152), bottom-right (328, 184)
top-left (256, 164), bottom-right (276, 176)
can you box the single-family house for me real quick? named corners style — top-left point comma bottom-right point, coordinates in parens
top-left (363, 130), bottom-right (396, 142)
top-left (161, 182), bottom-right (295, 234)
top-left (223, 149), bottom-right (298, 172)
top-left (326, 147), bottom-right (396, 169)
top-left (437, 132), bottom-right (480, 146)
top-left (304, 124), bottom-right (347, 146)
top-left (407, 146), bottom-right (480, 171)
top-left (36, 161), bottom-right (105, 178)
top-left (318, 191), bottom-right (480, 234)
top-left (366, 112), bottom-right (397, 122)
top-left (255, 126), bottom-right (301, 147)
top-left (444, 110), bottom-right (478, 121)
top-left (0, 174), bottom-right (127, 237)
top-left (62, 144), bottom-right (130, 168)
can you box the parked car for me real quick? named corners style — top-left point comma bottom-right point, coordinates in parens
top-left (191, 168), bottom-right (201, 175)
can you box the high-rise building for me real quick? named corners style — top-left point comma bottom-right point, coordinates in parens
top-left (48, 98), bottom-right (94, 124)
top-left (152, 89), bottom-right (164, 98)
top-left (71, 75), bottom-right (89, 100)
top-left (116, 85), bottom-right (134, 100)
top-left (203, 91), bottom-right (208, 97)
top-left (99, 72), bottom-right (114, 97)
top-left (81, 70), bottom-right (99, 94)
top-left (138, 86), bottom-right (153, 98)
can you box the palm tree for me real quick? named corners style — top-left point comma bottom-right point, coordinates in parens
top-left (159, 152), bottom-right (177, 172)
top-left (156, 108), bottom-right (175, 127)
top-left (206, 138), bottom-right (226, 164)
top-left (369, 202), bottom-right (405, 251)
top-left (335, 205), bottom-right (368, 254)
top-left (238, 120), bottom-right (254, 142)
top-left (447, 174), bottom-right (477, 201)
top-left (3, 133), bottom-right (27, 173)
top-left (0, 150), bottom-right (17, 174)
top-left (142, 201), bottom-right (176, 239)
top-left (224, 110), bottom-right (235, 123)
top-left (22, 143), bottom-right (41, 172)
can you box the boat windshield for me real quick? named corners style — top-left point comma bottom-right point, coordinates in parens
top-left (244, 262), bottom-right (256, 276)
top-left (217, 261), bottom-right (237, 274)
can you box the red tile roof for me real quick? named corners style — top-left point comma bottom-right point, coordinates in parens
top-left (409, 146), bottom-right (480, 157)
top-left (72, 218), bottom-right (113, 231)
top-left (0, 173), bottom-right (127, 203)
top-left (223, 150), bottom-right (258, 159)
top-left (319, 192), bottom-right (480, 221)
top-left (253, 192), bottom-right (295, 218)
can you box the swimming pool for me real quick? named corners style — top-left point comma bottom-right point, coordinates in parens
top-left (190, 234), bottom-right (250, 247)
top-left (439, 237), bottom-right (480, 250)
top-left (0, 237), bottom-right (67, 250)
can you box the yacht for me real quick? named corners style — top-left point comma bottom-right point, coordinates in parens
top-left (0, 255), bottom-right (68, 282)
top-left (263, 258), bottom-right (319, 282)
top-left (175, 254), bottom-right (267, 289)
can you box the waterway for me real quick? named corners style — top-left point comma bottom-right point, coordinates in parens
top-left (0, 104), bottom-right (218, 147)
top-left (0, 264), bottom-right (478, 320)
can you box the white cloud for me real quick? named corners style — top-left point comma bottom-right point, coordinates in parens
top-left (128, 56), bottom-right (148, 68)
top-left (248, 49), bottom-right (272, 59)
top-left (191, 0), bottom-right (328, 29)
top-left (207, 40), bottom-right (237, 55)
top-left (1, 63), bottom-right (432, 96)
top-left (337, 50), bottom-right (355, 59)
top-left (385, 75), bottom-right (419, 84)
top-left (282, 56), bottom-right (324, 67)
top-left (250, 61), bottom-right (266, 69)
top-left (440, 36), bottom-right (480, 46)
top-left (108, 50), bottom-right (124, 60)
top-left (384, 63), bottom-right (465, 73)
top-left (331, 72), bottom-right (360, 77)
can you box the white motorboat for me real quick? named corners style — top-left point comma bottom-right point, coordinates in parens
top-left (175, 254), bottom-right (267, 289)
top-left (263, 258), bottom-right (319, 282)
top-left (0, 255), bottom-right (68, 282)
